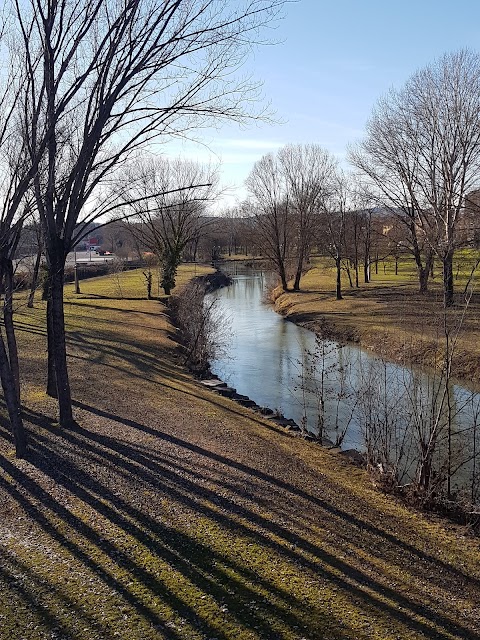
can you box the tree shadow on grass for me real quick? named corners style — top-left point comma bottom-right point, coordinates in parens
top-left (1, 403), bottom-right (479, 639)
top-left (66, 299), bottom-right (166, 316)
top-left (68, 403), bottom-right (480, 588)
top-left (0, 441), bottom-right (352, 639)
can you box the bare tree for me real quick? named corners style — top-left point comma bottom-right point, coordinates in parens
top-left (340, 184), bottom-right (376, 287)
top-left (246, 153), bottom-right (292, 290)
top-left (279, 144), bottom-right (336, 290)
top-left (320, 169), bottom-right (350, 300)
top-left (349, 93), bottom-right (436, 294)
top-left (247, 144), bottom-right (336, 290)
top-left (0, 11), bottom-right (55, 456)
top-left (12, 0), bottom-right (285, 426)
top-left (351, 50), bottom-right (480, 306)
top-left (0, 118), bottom-right (33, 457)
top-left (124, 156), bottom-right (217, 294)
top-left (409, 50), bottom-right (480, 306)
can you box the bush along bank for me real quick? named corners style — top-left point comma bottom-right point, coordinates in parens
top-left (168, 269), bottom-right (232, 376)
top-left (273, 294), bottom-right (480, 533)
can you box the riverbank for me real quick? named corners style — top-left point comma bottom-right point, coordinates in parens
top-left (1, 266), bottom-right (480, 639)
top-left (273, 260), bottom-right (480, 386)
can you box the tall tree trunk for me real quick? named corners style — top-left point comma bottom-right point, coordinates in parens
top-left (336, 255), bottom-right (342, 300)
top-left (0, 264), bottom-right (26, 457)
top-left (0, 330), bottom-right (27, 457)
top-left (3, 260), bottom-right (20, 402)
top-left (293, 270), bottom-right (301, 291)
top-left (27, 246), bottom-right (43, 308)
top-left (293, 245), bottom-right (305, 291)
top-left (49, 261), bottom-right (73, 425)
top-left (419, 267), bottom-right (429, 293)
top-left (278, 258), bottom-right (288, 291)
top-left (443, 251), bottom-right (454, 308)
top-left (345, 261), bottom-right (353, 288)
top-left (46, 294), bottom-right (57, 397)
top-left (363, 259), bottom-right (370, 284)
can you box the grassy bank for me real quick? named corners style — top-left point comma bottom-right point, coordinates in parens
top-left (0, 265), bottom-right (479, 639)
top-left (274, 254), bottom-right (480, 385)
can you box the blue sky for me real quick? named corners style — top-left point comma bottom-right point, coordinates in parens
top-left (166, 0), bottom-right (480, 210)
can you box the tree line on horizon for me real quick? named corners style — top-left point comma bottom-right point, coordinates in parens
top-left (242, 50), bottom-right (480, 304)
top-left (108, 51), bottom-right (480, 306)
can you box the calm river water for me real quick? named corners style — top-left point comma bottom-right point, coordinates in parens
top-left (209, 262), bottom-right (480, 496)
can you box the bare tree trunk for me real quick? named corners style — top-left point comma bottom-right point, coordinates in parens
top-left (0, 262), bottom-right (26, 457)
top-left (0, 330), bottom-right (27, 457)
top-left (443, 250), bottom-right (454, 307)
top-left (3, 260), bottom-right (20, 402)
top-left (336, 255), bottom-right (342, 300)
top-left (46, 295), bottom-right (57, 398)
top-left (363, 218), bottom-right (371, 284)
top-left (415, 248), bottom-right (434, 294)
top-left (27, 245), bottom-right (43, 308)
top-left (293, 244), bottom-right (305, 291)
top-left (419, 267), bottom-right (429, 293)
top-left (0, 262), bottom-right (25, 456)
top-left (354, 244), bottom-right (359, 287)
top-left (53, 267), bottom-right (73, 425)
top-left (49, 261), bottom-right (73, 424)
top-left (345, 261), bottom-right (353, 288)
top-left (279, 259), bottom-right (288, 291)
top-left (364, 259), bottom-right (370, 284)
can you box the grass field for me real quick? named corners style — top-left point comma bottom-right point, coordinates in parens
top-left (274, 252), bottom-right (480, 384)
top-left (0, 264), bottom-right (479, 639)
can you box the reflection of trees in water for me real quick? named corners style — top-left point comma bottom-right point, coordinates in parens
top-left (303, 345), bottom-right (480, 504)
top-left (211, 266), bottom-right (480, 505)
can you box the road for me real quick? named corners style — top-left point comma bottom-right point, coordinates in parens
top-left (14, 250), bottom-right (116, 274)
top-left (66, 250), bottom-right (116, 265)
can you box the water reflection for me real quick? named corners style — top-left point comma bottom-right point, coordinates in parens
top-left (209, 264), bottom-right (480, 500)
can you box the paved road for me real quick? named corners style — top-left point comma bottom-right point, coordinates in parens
top-left (67, 250), bottom-right (115, 265)
top-left (14, 250), bottom-right (115, 274)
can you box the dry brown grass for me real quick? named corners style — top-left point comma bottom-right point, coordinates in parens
top-left (275, 259), bottom-right (480, 384)
top-left (0, 265), bottom-right (479, 639)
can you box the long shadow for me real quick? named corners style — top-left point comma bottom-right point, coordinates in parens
top-left (12, 320), bottom-right (48, 338)
top-left (0, 462), bottom-right (217, 640)
top-left (66, 300), bottom-right (165, 317)
top-left (11, 396), bottom-right (480, 597)
top-left (28, 442), bottom-right (338, 639)
top-left (65, 341), bottom-right (292, 437)
top-left (0, 549), bottom-right (107, 638)
top-left (0, 443), bottom-right (357, 640)
top-left (17, 407), bottom-right (480, 639)
top-left (3, 347), bottom-right (480, 640)
top-left (70, 402), bottom-right (480, 590)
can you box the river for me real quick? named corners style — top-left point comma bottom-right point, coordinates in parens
top-left (209, 262), bottom-right (480, 499)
